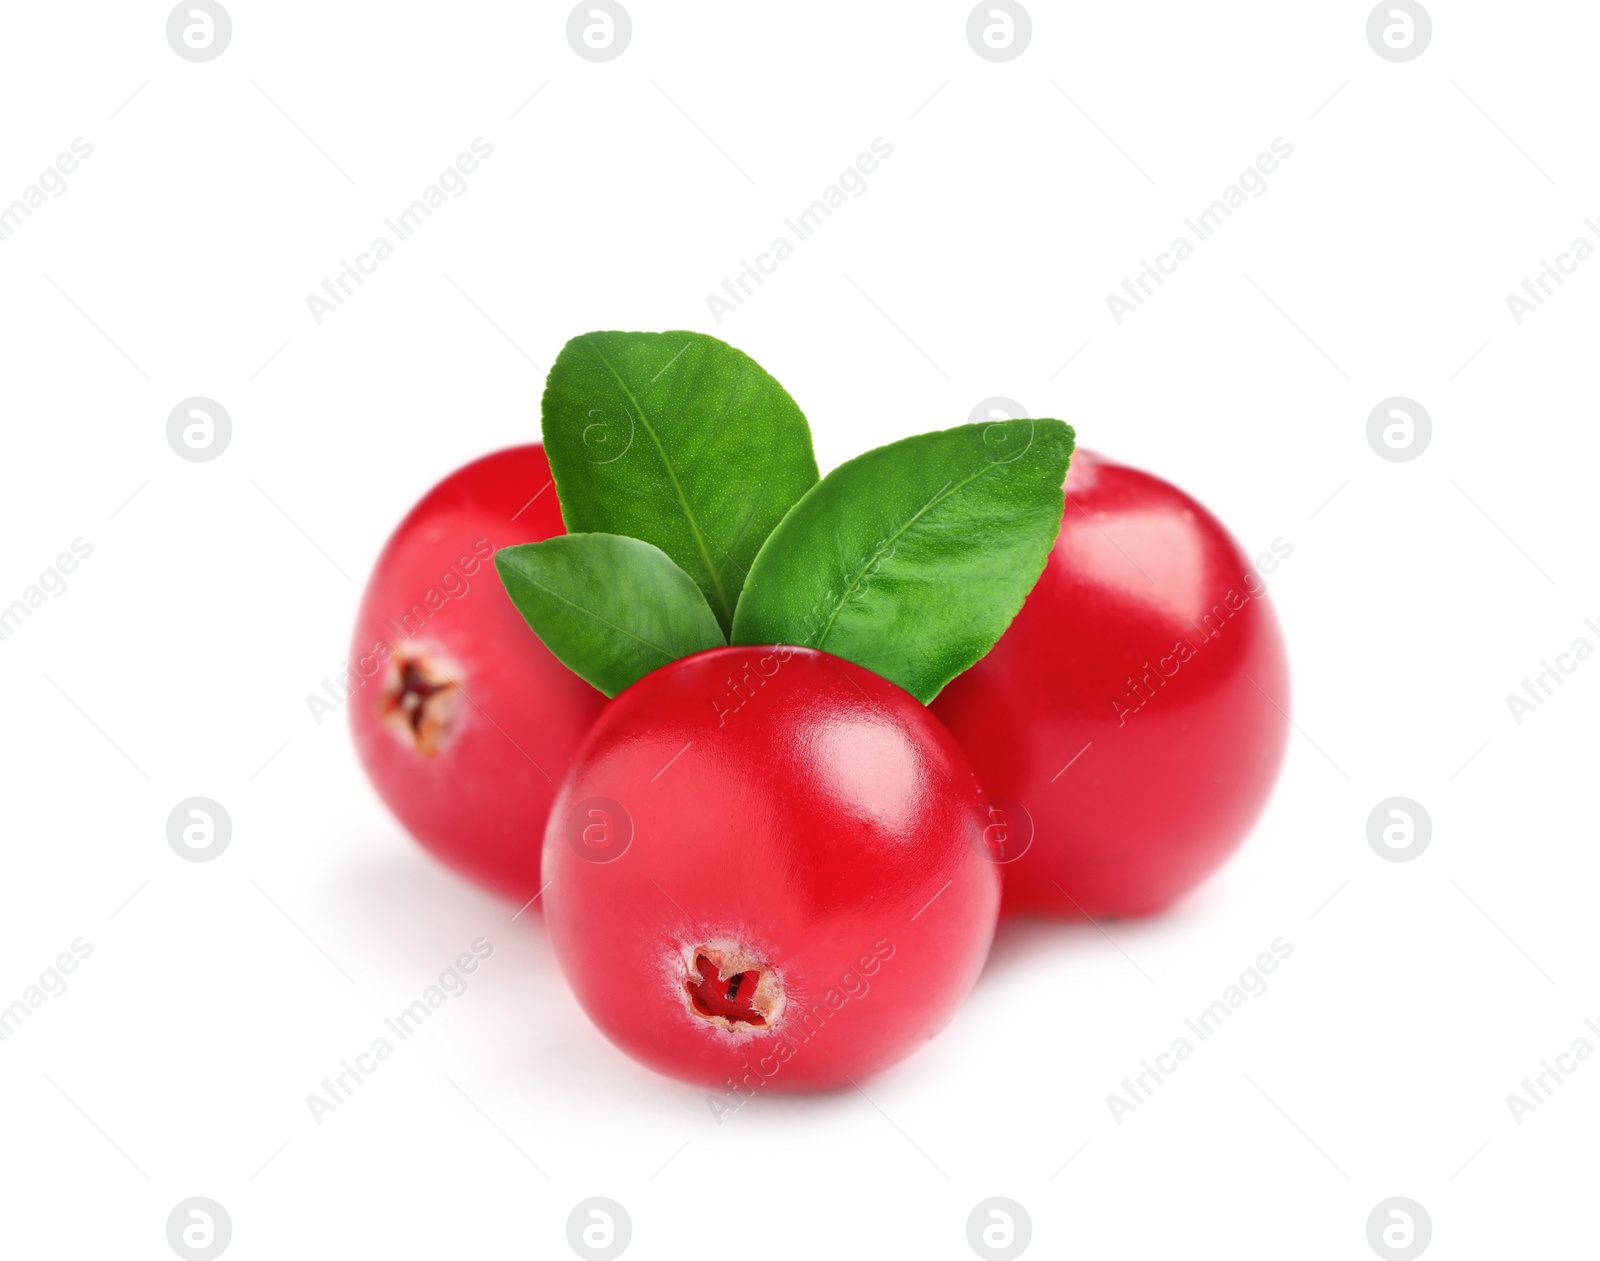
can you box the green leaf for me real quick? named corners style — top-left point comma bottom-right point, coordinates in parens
top-left (540, 330), bottom-right (819, 636)
top-left (495, 534), bottom-right (725, 698)
top-left (729, 418), bottom-right (1075, 703)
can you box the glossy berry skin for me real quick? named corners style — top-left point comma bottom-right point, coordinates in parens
top-left (542, 646), bottom-right (1001, 1094)
top-left (349, 446), bottom-right (606, 902)
top-left (932, 450), bottom-right (1291, 919)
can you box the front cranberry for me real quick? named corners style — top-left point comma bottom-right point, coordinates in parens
top-left (542, 646), bottom-right (1001, 1093)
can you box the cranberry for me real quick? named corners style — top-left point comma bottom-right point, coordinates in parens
top-left (932, 449), bottom-right (1291, 918)
top-left (349, 446), bottom-right (606, 902)
top-left (542, 646), bottom-right (1000, 1093)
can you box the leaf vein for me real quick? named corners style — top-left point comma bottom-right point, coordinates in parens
top-left (813, 466), bottom-right (996, 650)
top-left (580, 336), bottom-right (732, 622)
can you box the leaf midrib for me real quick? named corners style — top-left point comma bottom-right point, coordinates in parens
top-left (813, 459), bottom-right (1004, 651)
top-left (581, 336), bottom-right (732, 622)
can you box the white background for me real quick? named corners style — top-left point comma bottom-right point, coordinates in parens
top-left (1, 2), bottom-right (1594, 1257)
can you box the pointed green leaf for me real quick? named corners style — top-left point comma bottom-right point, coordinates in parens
top-left (495, 534), bottom-right (725, 698)
top-left (730, 418), bottom-right (1075, 703)
top-left (540, 330), bottom-right (819, 635)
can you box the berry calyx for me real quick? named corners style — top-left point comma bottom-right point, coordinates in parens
top-left (378, 649), bottom-right (461, 757)
top-left (682, 944), bottom-right (783, 1031)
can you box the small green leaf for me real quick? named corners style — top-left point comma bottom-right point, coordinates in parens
top-left (495, 534), bottom-right (725, 698)
top-left (540, 330), bottom-right (820, 635)
top-left (730, 418), bottom-right (1074, 703)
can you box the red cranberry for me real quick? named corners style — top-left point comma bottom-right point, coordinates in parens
top-left (349, 446), bottom-right (606, 902)
top-left (933, 449), bottom-right (1291, 918)
top-left (542, 646), bottom-right (1001, 1093)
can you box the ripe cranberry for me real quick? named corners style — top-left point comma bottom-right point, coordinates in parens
top-left (932, 449), bottom-right (1290, 919)
top-left (349, 446), bottom-right (606, 902)
top-left (542, 646), bottom-right (1000, 1093)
